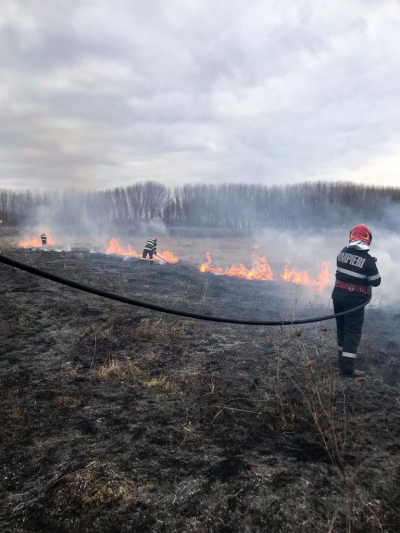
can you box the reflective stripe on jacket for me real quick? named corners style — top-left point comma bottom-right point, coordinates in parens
top-left (335, 246), bottom-right (381, 287)
top-left (144, 239), bottom-right (157, 253)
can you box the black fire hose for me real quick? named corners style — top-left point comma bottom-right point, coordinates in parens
top-left (0, 253), bottom-right (372, 326)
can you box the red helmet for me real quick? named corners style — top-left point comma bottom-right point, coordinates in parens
top-left (349, 224), bottom-right (372, 245)
top-left (152, 237), bottom-right (157, 241)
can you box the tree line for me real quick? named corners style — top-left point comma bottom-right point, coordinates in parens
top-left (0, 181), bottom-right (399, 229)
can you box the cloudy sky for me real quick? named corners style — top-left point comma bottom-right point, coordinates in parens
top-left (1, 0), bottom-right (399, 190)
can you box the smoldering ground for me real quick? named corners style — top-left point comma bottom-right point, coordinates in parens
top-left (1, 244), bottom-right (400, 533)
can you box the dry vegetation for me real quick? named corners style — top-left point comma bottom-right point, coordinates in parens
top-left (0, 248), bottom-right (399, 532)
top-left (48, 461), bottom-right (138, 509)
top-left (94, 359), bottom-right (179, 394)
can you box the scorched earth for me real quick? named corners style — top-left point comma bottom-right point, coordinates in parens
top-left (1, 248), bottom-right (400, 533)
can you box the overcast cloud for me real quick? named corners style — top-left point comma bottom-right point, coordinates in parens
top-left (1, 0), bottom-right (400, 190)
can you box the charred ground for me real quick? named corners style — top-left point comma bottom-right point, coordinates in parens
top-left (1, 250), bottom-right (400, 532)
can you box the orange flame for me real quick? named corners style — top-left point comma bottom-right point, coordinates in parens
top-left (106, 238), bottom-right (141, 258)
top-left (280, 261), bottom-right (330, 292)
top-left (160, 250), bottom-right (179, 264)
top-left (106, 239), bottom-right (179, 263)
top-left (199, 252), bottom-right (274, 281)
top-left (200, 253), bottom-right (330, 292)
top-left (199, 252), bottom-right (223, 274)
top-left (19, 234), bottom-right (55, 248)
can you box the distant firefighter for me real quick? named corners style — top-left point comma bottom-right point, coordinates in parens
top-left (41, 233), bottom-right (47, 246)
top-left (142, 237), bottom-right (157, 265)
top-left (332, 224), bottom-right (381, 378)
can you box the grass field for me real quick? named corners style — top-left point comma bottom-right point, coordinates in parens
top-left (0, 244), bottom-right (399, 532)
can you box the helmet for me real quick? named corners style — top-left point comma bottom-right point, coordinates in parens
top-left (153, 237), bottom-right (157, 241)
top-left (349, 224), bottom-right (372, 245)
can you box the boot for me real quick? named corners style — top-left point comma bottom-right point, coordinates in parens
top-left (340, 356), bottom-right (365, 378)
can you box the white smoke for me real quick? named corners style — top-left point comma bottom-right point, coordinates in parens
top-left (257, 225), bottom-right (397, 310)
top-left (15, 188), bottom-right (399, 310)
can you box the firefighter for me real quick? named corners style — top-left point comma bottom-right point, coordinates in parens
top-left (141, 237), bottom-right (157, 265)
top-left (332, 224), bottom-right (381, 377)
top-left (41, 233), bottom-right (47, 246)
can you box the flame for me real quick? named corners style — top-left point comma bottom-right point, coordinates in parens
top-left (199, 252), bottom-right (223, 274)
top-left (280, 261), bottom-right (330, 292)
top-left (199, 252), bottom-right (274, 281)
top-left (160, 250), bottom-right (179, 264)
top-left (106, 238), bottom-right (141, 258)
top-left (106, 239), bottom-right (179, 263)
top-left (19, 234), bottom-right (55, 248)
top-left (200, 253), bottom-right (330, 292)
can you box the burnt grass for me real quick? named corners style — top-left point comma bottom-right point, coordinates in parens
top-left (1, 250), bottom-right (400, 532)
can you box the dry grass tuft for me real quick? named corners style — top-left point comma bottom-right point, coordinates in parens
top-left (142, 377), bottom-right (177, 393)
top-left (48, 461), bottom-right (137, 509)
top-left (69, 314), bottom-right (192, 370)
top-left (55, 395), bottom-right (82, 408)
top-left (94, 360), bottom-right (142, 380)
top-left (273, 327), bottom-right (348, 473)
top-left (135, 316), bottom-right (190, 342)
top-left (94, 359), bottom-right (180, 394)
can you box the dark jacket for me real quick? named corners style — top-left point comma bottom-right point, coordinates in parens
top-left (335, 244), bottom-right (381, 288)
top-left (144, 239), bottom-right (157, 254)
